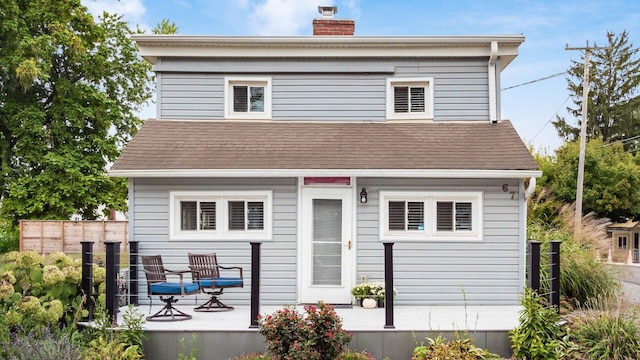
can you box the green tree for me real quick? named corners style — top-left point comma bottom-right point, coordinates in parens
top-left (553, 31), bottom-right (640, 147)
top-left (0, 0), bottom-right (154, 225)
top-left (542, 139), bottom-right (640, 220)
top-left (153, 19), bottom-right (178, 34)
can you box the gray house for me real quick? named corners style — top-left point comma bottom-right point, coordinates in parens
top-left (110, 7), bottom-right (540, 308)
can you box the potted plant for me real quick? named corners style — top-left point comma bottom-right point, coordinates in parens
top-left (351, 281), bottom-right (397, 307)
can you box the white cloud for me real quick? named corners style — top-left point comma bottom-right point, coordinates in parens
top-left (82, 0), bottom-right (149, 31)
top-left (248, 0), bottom-right (332, 35)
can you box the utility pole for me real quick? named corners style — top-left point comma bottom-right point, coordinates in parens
top-left (565, 42), bottom-right (607, 238)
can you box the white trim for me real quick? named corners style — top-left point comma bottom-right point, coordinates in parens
top-left (132, 35), bottom-right (524, 70)
top-left (224, 76), bottom-right (272, 120)
top-left (386, 77), bottom-right (434, 120)
top-left (169, 190), bottom-right (272, 240)
top-left (379, 191), bottom-right (483, 241)
top-left (488, 41), bottom-right (498, 122)
top-left (109, 168), bottom-right (542, 179)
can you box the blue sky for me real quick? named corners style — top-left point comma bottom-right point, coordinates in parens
top-left (82, 0), bottom-right (640, 152)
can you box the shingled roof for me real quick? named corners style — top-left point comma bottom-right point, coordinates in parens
top-left (109, 119), bottom-right (538, 175)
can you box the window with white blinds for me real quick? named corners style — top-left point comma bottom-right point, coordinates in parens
top-left (380, 191), bottom-right (482, 241)
top-left (170, 191), bottom-right (272, 240)
top-left (225, 77), bottom-right (272, 119)
top-left (386, 77), bottom-right (433, 120)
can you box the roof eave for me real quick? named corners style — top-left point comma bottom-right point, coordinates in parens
top-left (108, 168), bottom-right (541, 179)
top-left (132, 35), bottom-right (524, 69)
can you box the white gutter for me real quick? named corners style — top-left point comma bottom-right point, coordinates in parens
top-left (488, 41), bottom-right (498, 123)
top-left (108, 168), bottom-right (542, 179)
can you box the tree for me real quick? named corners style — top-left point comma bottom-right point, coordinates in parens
top-left (553, 31), bottom-right (640, 148)
top-left (0, 0), bottom-right (155, 226)
top-left (540, 139), bottom-right (640, 220)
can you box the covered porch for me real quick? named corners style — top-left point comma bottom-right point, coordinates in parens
top-left (117, 303), bottom-right (519, 359)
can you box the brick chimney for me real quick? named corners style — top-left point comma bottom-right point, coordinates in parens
top-left (313, 6), bottom-right (355, 36)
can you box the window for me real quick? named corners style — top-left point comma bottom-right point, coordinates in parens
top-left (225, 77), bottom-right (272, 119)
top-left (380, 191), bottom-right (482, 241)
top-left (170, 191), bottom-right (272, 240)
top-left (386, 77), bottom-right (433, 120)
top-left (618, 236), bottom-right (628, 249)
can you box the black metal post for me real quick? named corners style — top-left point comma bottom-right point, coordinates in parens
top-left (528, 241), bottom-right (541, 293)
top-left (250, 242), bottom-right (261, 328)
top-left (383, 242), bottom-right (395, 329)
top-left (105, 241), bottom-right (121, 325)
top-left (129, 241), bottom-right (139, 306)
top-left (80, 241), bottom-right (94, 321)
top-left (550, 240), bottom-right (562, 313)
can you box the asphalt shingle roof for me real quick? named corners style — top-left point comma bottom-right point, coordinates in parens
top-left (110, 120), bottom-right (538, 171)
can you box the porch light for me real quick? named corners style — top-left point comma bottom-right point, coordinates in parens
top-left (360, 187), bottom-right (368, 203)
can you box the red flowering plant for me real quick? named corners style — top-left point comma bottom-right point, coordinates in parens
top-left (258, 301), bottom-right (352, 360)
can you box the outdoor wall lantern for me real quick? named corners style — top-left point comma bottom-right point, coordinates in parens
top-left (360, 187), bottom-right (368, 203)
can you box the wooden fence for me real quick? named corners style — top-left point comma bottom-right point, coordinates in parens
top-left (19, 220), bottom-right (128, 254)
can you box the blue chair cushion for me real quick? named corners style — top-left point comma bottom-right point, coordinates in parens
top-left (150, 282), bottom-right (199, 295)
top-left (197, 277), bottom-right (243, 288)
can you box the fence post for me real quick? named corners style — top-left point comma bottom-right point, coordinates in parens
top-left (528, 241), bottom-right (541, 293)
top-left (80, 241), bottom-right (94, 321)
top-left (129, 241), bottom-right (139, 306)
top-left (550, 240), bottom-right (562, 313)
top-left (105, 241), bottom-right (121, 325)
top-left (383, 242), bottom-right (395, 329)
top-left (250, 242), bottom-right (261, 328)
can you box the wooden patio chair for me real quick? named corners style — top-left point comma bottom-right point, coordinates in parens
top-left (188, 253), bottom-right (244, 312)
top-left (141, 255), bottom-right (200, 321)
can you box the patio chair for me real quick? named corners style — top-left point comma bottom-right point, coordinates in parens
top-left (188, 253), bottom-right (244, 312)
top-left (141, 255), bottom-right (200, 321)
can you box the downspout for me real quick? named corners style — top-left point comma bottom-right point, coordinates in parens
top-left (488, 41), bottom-right (498, 123)
top-left (524, 177), bottom-right (536, 201)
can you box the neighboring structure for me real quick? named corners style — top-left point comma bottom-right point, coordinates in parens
top-left (607, 221), bottom-right (640, 263)
top-left (110, 6), bottom-right (540, 307)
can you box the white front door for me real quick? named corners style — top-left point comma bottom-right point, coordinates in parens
top-left (299, 187), bottom-right (354, 304)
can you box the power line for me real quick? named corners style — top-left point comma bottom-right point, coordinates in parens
top-left (501, 72), bottom-right (567, 91)
top-left (531, 96), bottom-right (571, 142)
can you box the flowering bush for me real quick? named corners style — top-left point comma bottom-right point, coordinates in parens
top-left (0, 251), bottom-right (106, 336)
top-left (258, 301), bottom-right (352, 360)
top-left (351, 282), bottom-right (397, 301)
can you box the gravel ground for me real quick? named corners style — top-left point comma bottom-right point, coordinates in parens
top-left (621, 281), bottom-right (640, 306)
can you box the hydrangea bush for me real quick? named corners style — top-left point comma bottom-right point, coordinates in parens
top-left (0, 251), bottom-right (105, 335)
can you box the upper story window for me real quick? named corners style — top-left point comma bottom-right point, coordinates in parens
top-left (380, 191), bottom-right (482, 241)
top-left (225, 77), bottom-right (272, 119)
top-left (386, 77), bottom-right (434, 120)
top-left (170, 191), bottom-right (272, 240)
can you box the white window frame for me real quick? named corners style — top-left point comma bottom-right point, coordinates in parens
top-left (379, 191), bottom-right (482, 241)
top-left (386, 77), bottom-right (434, 120)
top-left (170, 191), bottom-right (272, 240)
top-left (224, 76), bottom-right (272, 120)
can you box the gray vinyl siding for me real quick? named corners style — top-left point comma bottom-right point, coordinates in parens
top-left (131, 176), bottom-right (523, 307)
top-left (355, 178), bottom-right (523, 306)
top-left (158, 58), bottom-right (489, 121)
top-left (131, 177), bottom-right (298, 306)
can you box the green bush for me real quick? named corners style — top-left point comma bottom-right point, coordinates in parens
top-left (258, 302), bottom-right (351, 360)
top-left (510, 289), bottom-right (564, 360)
top-left (0, 223), bottom-right (19, 253)
top-left (412, 334), bottom-right (500, 360)
top-left (564, 309), bottom-right (640, 359)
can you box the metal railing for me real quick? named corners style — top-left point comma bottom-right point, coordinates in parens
top-left (528, 240), bottom-right (562, 312)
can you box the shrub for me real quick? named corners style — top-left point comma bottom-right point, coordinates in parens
top-left (563, 309), bottom-right (640, 359)
top-left (0, 325), bottom-right (83, 360)
top-left (509, 288), bottom-right (564, 360)
top-left (234, 353), bottom-right (273, 360)
top-left (338, 350), bottom-right (375, 360)
top-left (258, 302), bottom-right (351, 360)
top-left (412, 334), bottom-right (500, 360)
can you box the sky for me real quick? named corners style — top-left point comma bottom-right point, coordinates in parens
top-left (81, 0), bottom-right (640, 153)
